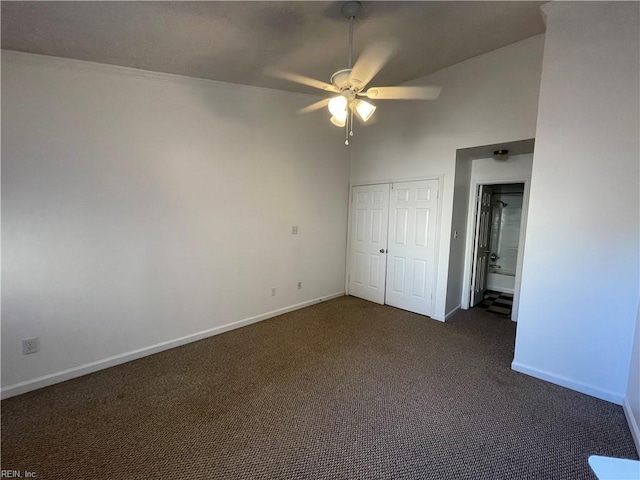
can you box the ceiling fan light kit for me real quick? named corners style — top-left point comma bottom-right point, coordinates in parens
top-left (331, 112), bottom-right (347, 127)
top-left (269, 1), bottom-right (442, 145)
top-left (328, 94), bottom-right (349, 117)
top-left (354, 99), bottom-right (376, 122)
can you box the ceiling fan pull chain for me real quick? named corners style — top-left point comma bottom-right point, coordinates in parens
top-left (349, 109), bottom-right (354, 137)
top-left (345, 118), bottom-right (349, 146)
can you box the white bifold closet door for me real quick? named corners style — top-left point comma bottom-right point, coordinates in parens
top-left (348, 180), bottom-right (439, 317)
top-left (384, 180), bottom-right (439, 316)
top-left (348, 184), bottom-right (390, 304)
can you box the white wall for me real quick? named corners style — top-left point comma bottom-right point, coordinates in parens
top-left (445, 156), bottom-right (472, 319)
top-left (351, 35), bottom-right (544, 320)
top-left (1, 52), bottom-right (350, 396)
top-left (469, 155), bottom-right (533, 190)
top-left (513, 2), bottom-right (640, 404)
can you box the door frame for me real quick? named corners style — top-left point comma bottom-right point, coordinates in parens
top-left (461, 177), bottom-right (531, 321)
top-left (345, 176), bottom-right (443, 318)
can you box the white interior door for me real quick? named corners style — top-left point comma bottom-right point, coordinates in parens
top-left (470, 185), bottom-right (493, 306)
top-left (348, 184), bottom-right (390, 304)
top-left (385, 180), bottom-right (439, 316)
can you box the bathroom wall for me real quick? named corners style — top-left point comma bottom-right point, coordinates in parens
top-left (487, 192), bottom-right (523, 294)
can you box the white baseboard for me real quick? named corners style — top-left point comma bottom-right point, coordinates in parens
top-left (623, 396), bottom-right (640, 455)
top-left (1, 292), bottom-right (345, 400)
top-left (445, 305), bottom-right (461, 321)
top-left (511, 361), bottom-right (624, 405)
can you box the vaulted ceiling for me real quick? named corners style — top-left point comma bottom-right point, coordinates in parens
top-left (1, 1), bottom-right (546, 95)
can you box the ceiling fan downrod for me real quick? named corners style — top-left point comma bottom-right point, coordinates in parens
top-left (341, 2), bottom-right (360, 145)
top-left (342, 1), bottom-right (360, 68)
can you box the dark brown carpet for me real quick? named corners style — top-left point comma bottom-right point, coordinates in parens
top-left (2, 296), bottom-right (637, 479)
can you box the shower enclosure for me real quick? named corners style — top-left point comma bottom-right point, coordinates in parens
top-left (487, 185), bottom-right (524, 293)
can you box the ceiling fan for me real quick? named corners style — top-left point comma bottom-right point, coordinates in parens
top-left (267, 1), bottom-right (442, 145)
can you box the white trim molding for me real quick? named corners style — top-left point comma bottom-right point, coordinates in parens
top-left (445, 305), bottom-right (461, 322)
top-left (511, 361), bottom-right (625, 405)
top-left (623, 396), bottom-right (640, 454)
top-left (1, 292), bottom-right (345, 400)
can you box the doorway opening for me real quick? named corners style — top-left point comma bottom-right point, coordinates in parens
top-left (470, 182), bottom-right (526, 319)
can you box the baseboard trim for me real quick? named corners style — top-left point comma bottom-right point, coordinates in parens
top-left (1, 292), bottom-right (345, 399)
top-left (511, 361), bottom-right (624, 405)
top-left (445, 305), bottom-right (461, 321)
top-left (623, 396), bottom-right (640, 455)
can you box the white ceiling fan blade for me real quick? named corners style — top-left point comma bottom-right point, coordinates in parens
top-left (298, 98), bottom-right (331, 114)
top-left (265, 68), bottom-right (339, 93)
top-left (364, 86), bottom-right (442, 100)
top-left (348, 40), bottom-right (398, 90)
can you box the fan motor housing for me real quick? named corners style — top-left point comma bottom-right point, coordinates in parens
top-left (330, 69), bottom-right (353, 90)
top-left (341, 1), bottom-right (361, 19)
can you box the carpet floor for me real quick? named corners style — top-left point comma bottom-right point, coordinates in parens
top-left (2, 296), bottom-right (637, 479)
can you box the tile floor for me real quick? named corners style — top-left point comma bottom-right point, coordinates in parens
top-left (476, 290), bottom-right (513, 316)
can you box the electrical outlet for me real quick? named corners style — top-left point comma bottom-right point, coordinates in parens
top-left (297, 281), bottom-right (302, 290)
top-left (292, 226), bottom-right (298, 235)
top-left (271, 287), bottom-right (276, 296)
top-left (22, 337), bottom-right (39, 355)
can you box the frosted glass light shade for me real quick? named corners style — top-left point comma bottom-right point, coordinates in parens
top-left (328, 95), bottom-right (348, 117)
top-left (330, 110), bottom-right (347, 127)
top-left (493, 149), bottom-right (510, 161)
top-left (354, 99), bottom-right (376, 122)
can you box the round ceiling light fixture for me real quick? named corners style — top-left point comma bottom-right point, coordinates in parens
top-left (493, 149), bottom-right (510, 161)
